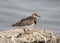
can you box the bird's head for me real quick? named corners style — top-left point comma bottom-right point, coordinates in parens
top-left (32, 12), bottom-right (41, 18)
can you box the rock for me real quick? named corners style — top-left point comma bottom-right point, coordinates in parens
top-left (0, 27), bottom-right (59, 43)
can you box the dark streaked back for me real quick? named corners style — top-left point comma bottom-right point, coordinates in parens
top-left (12, 16), bottom-right (36, 27)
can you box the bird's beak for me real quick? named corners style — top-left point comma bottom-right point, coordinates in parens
top-left (37, 15), bottom-right (41, 17)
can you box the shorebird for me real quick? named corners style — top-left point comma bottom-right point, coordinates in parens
top-left (12, 12), bottom-right (40, 35)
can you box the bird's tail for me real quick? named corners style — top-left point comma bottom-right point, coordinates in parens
top-left (11, 24), bottom-right (17, 26)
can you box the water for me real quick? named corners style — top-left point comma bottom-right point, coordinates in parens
top-left (0, 0), bottom-right (60, 36)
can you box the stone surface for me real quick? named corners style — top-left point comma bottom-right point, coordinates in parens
top-left (0, 27), bottom-right (59, 43)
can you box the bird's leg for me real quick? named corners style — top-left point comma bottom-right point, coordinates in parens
top-left (26, 29), bottom-right (30, 35)
top-left (24, 28), bottom-right (30, 35)
top-left (24, 29), bottom-right (26, 34)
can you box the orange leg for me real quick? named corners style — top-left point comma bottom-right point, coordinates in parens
top-left (24, 29), bottom-right (30, 35)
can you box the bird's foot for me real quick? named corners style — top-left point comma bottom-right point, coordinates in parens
top-left (24, 29), bottom-right (30, 35)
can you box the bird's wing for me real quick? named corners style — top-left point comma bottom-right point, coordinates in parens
top-left (20, 16), bottom-right (34, 26)
top-left (12, 16), bottom-right (34, 26)
top-left (12, 18), bottom-right (26, 26)
top-left (27, 16), bottom-right (36, 24)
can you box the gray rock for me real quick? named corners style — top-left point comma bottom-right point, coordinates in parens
top-left (0, 28), bottom-right (59, 43)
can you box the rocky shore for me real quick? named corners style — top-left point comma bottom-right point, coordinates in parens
top-left (0, 27), bottom-right (60, 43)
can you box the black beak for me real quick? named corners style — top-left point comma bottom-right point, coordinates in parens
top-left (37, 15), bottom-right (41, 17)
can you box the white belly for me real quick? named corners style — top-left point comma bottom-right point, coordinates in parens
top-left (24, 23), bottom-right (35, 29)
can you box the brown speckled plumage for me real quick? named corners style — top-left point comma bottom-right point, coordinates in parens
top-left (12, 13), bottom-right (40, 27)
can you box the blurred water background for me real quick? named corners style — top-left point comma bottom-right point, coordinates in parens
top-left (0, 0), bottom-right (60, 36)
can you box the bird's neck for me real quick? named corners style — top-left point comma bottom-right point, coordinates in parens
top-left (34, 17), bottom-right (36, 25)
top-left (31, 16), bottom-right (37, 24)
top-left (32, 15), bottom-right (36, 18)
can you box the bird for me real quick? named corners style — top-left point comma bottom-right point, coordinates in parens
top-left (12, 12), bottom-right (40, 35)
